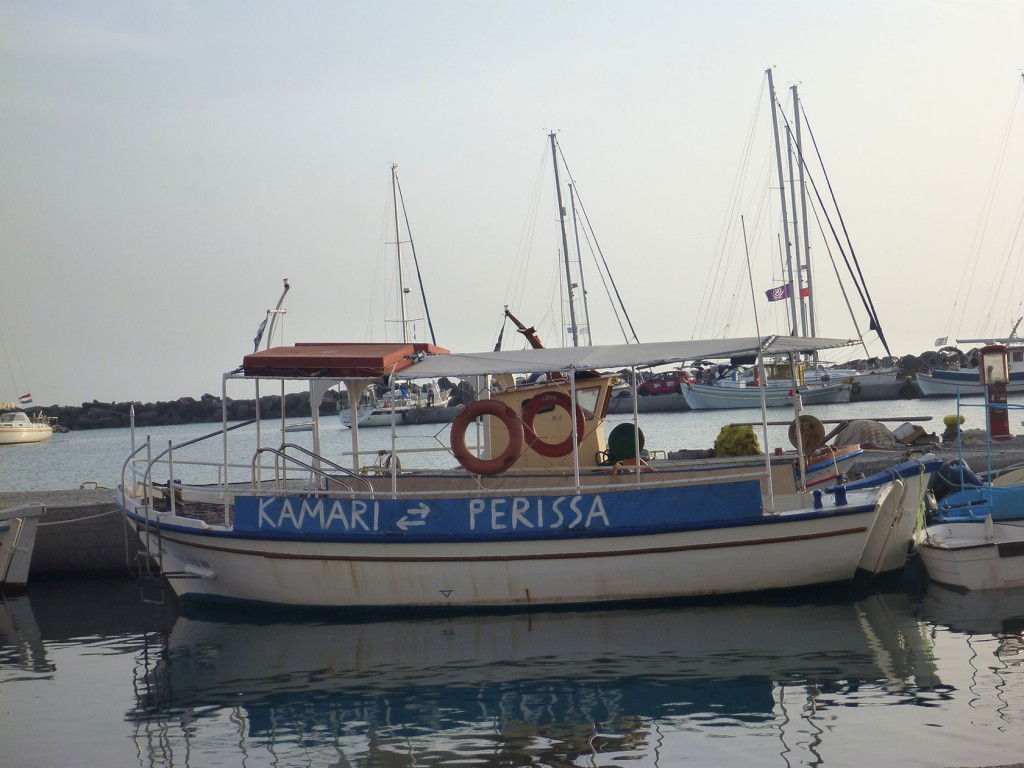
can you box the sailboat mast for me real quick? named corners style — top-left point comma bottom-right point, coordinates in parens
top-left (391, 163), bottom-right (409, 343)
top-left (549, 132), bottom-right (580, 347)
top-left (785, 106), bottom-right (807, 337)
top-left (569, 183), bottom-right (594, 346)
top-left (793, 85), bottom-right (816, 339)
top-left (766, 69), bottom-right (799, 336)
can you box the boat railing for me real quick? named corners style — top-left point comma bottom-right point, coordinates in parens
top-left (234, 466), bottom-right (769, 500)
top-left (253, 443), bottom-right (375, 496)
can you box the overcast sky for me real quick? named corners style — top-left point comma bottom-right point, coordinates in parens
top-left (3, 0), bottom-right (1024, 406)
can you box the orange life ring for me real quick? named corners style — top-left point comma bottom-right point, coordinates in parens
top-left (521, 391), bottom-right (586, 458)
top-left (449, 400), bottom-right (524, 475)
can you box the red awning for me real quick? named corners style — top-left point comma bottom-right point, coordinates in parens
top-left (241, 342), bottom-right (450, 379)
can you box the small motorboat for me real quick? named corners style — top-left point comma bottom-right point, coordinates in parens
top-left (919, 517), bottom-right (1024, 591)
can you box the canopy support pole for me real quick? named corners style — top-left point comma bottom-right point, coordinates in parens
top-left (569, 370), bottom-right (580, 492)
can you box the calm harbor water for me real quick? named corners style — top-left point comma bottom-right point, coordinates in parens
top-left (3, 396), bottom-right (1024, 766)
top-left (2, 578), bottom-right (1023, 767)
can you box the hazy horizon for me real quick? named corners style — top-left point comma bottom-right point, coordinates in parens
top-left (3, 1), bottom-right (1024, 406)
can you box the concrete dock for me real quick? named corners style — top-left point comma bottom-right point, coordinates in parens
top-left (0, 488), bottom-right (127, 577)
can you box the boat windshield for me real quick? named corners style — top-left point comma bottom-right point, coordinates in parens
top-left (0, 412), bottom-right (31, 425)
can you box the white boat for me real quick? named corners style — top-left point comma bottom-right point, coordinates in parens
top-left (682, 379), bottom-right (851, 409)
top-left (115, 334), bottom-right (937, 610)
top-left (0, 503), bottom-right (44, 592)
top-left (918, 517), bottom-right (1024, 591)
top-left (339, 393), bottom-right (428, 430)
top-left (682, 358), bottom-right (853, 410)
top-left (917, 341), bottom-right (1024, 397)
top-left (0, 411), bottom-right (53, 445)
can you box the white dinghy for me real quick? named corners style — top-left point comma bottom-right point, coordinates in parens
top-left (919, 518), bottom-right (1024, 591)
top-left (115, 334), bottom-right (937, 610)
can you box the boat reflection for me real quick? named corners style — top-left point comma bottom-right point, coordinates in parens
top-left (126, 592), bottom-right (943, 766)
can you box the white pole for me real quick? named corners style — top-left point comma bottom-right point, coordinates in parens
top-left (788, 353), bottom-right (807, 490)
top-left (280, 380), bottom-right (287, 483)
top-left (222, 373), bottom-right (230, 524)
top-left (631, 366), bottom-right (641, 477)
top-left (766, 68), bottom-right (799, 337)
top-left (741, 215), bottom-right (775, 512)
top-left (389, 374), bottom-right (398, 498)
top-left (793, 84), bottom-right (816, 340)
top-left (168, 440), bottom-right (175, 516)
top-left (310, 378), bottom-right (322, 480)
top-left (392, 164), bottom-right (409, 343)
top-left (786, 114), bottom-right (808, 338)
top-left (569, 370), bottom-right (580, 492)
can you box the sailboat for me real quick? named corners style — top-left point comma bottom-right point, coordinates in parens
top-left (683, 70), bottom-right (895, 410)
top-left (339, 163), bottom-right (441, 429)
top-left (1, 323), bottom-right (53, 444)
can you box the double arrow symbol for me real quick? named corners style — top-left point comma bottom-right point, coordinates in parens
top-left (396, 502), bottom-right (430, 531)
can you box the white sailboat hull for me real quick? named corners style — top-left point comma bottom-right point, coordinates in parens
top-left (916, 371), bottom-right (1024, 397)
top-left (0, 423), bottom-right (52, 444)
top-left (340, 405), bottom-right (410, 428)
top-left (681, 380), bottom-right (851, 410)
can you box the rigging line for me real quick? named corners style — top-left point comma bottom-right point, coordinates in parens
top-left (693, 79), bottom-right (768, 337)
top-left (951, 78), bottom-right (1024, 339)
top-left (724, 173), bottom-right (773, 336)
top-left (780, 98), bottom-right (883, 352)
top-left (696, 84), bottom-right (768, 338)
top-left (364, 175), bottom-right (393, 342)
top-left (507, 147), bottom-right (550, 312)
top-left (552, 139), bottom-right (640, 343)
top-left (983, 184), bottom-right (1024, 335)
top-left (986, 182), bottom-right (1024, 335)
top-left (714, 165), bottom-right (773, 338)
top-left (809, 193), bottom-right (871, 358)
top-left (796, 101), bottom-right (891, 355)
top-left (0, 299), bottom-right (30, 394)
top-left (578, 217), bottom-right (630, 343)
top-left (393, 173), bottom-right (437, 345)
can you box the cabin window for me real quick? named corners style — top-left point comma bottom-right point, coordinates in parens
top-left (519, 386), bottom-right (601, 419)
top-left (575, 387), bottom-right (600, 418)
top-left (1013, 352), bottom-right (1022, 363)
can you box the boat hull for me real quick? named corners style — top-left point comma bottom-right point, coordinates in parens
top-left (681, 381), bottom-right (851, 410)
top-left (340, 406), bottom-right (409, 428)
top-left (0, 425), bottom-right (52, 445)
top-left (124, 493), bottom-right (884, 609)
top-left (919, 521), bottom-right (1024, 590)
top-left (916, 370), bottom-right (1024, 397)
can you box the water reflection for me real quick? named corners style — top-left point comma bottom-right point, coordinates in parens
top-left (122, 593), bottom-right (942, 767)
top-left (5, 582), bottom-right (1023, 767)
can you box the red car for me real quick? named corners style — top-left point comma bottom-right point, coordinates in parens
top-left (637, 370), bottom-right (694, 396)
